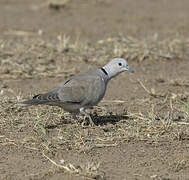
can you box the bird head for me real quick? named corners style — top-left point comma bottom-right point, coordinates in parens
top-left (102, 58), bottom-right (134, 79)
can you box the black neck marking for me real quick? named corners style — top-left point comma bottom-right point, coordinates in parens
top-left (100, 67), bottom-right (108, 76)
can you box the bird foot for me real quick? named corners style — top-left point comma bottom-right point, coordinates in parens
top-left (79, 107), bottom-right (95, 127)
top-left (81, 116), bottom-right (95, 127)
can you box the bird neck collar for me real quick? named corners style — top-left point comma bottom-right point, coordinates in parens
top-left (100, 67), bottom-right (108, 76)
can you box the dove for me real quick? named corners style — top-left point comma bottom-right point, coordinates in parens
top-left (18, 58), bottom-right (134, 125)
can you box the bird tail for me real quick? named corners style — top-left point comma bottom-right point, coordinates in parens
top-left (17, 94), bottom-right (48, 107)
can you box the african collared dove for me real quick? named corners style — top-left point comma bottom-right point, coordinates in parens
top-left (18, 58), bottom-right (134, 125)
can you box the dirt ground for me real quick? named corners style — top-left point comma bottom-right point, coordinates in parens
top-left (0, 0), bottom-right (189, 179)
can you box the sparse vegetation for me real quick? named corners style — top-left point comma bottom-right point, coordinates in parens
top-left (0, 0), bottom-right (189, 179)
top-left (1, 35), bottom-right (189, 79)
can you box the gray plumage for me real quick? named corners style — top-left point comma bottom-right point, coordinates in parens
top-left (18, 58), bottom-right (134, 125)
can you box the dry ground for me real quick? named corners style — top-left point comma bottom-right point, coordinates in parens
top-left (0, 0), bottom-right (189, 179)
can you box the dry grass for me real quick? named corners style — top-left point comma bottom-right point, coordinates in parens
top-left (43, 153), bottom-right (104, 179)
top-left (0, 34), bottom-right (189, 79)
top-left (0, 87), bottom-right (188, 150)
top-left (0, 34), bottom-right (189, 178)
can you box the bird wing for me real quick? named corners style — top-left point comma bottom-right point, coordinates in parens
top-left (57, 74), bottom-right (102, 105)
top-left (18, 73), bottom-right (104, 107)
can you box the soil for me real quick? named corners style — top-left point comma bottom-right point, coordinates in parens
top-left (0, 0), bottom-right (189, 180)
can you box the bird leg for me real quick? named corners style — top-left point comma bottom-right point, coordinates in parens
top-left (71, 113), bottom-right (82, 126)
top-left (72, 113), bottom-right (78, 121)
top-left (79, 107), bottom-right (95, 126)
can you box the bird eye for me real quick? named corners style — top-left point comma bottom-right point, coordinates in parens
top-left (118, 63), bottom-right (122, 66)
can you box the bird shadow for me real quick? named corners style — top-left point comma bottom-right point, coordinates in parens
top-left (45, 114), bottom-right (129, 129)
top-left (91, 114), bottom-right (129, 126)
top-left (45, 114), bottom-right (128, 129)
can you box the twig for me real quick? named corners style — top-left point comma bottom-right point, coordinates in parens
top-left (94, 143), bottom-right (117, 148)
top-left (43, 153), bottom-right (101, 179)
top-left (43, 152), bottom-right (76, 172)
top-left (175, 122), bottom-right (189, 125)
top-left (101, 100), bottom-right (127, 103)
top-left (137, 79), bottom-right (151, 94)
top-left (24, 146), bottom-right (39, 151)
top-left (137, 79), bottom-right (163, 98)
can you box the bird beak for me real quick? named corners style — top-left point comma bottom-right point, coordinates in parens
top-left (126, 66), bottom-right (134, 73)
